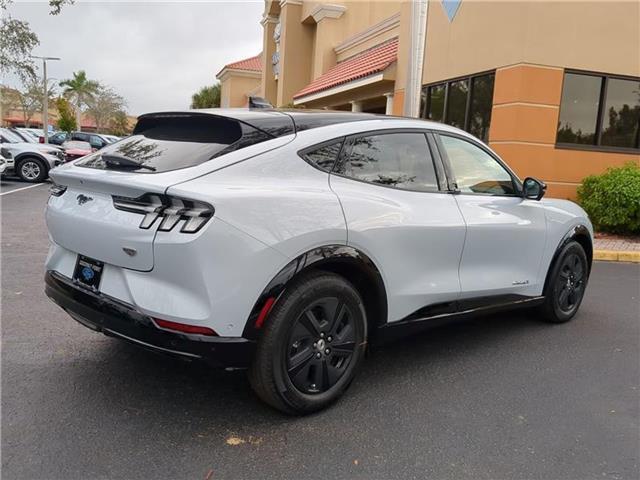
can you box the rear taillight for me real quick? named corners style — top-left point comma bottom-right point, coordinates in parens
top-left (153, 318), bottom-right (217, 336)
top-left (112, 193), bottom-right (214, 233)
top-left (49, 184), bottom-right (67, 197)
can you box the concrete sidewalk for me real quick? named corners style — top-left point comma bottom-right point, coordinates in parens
top-left (594, 235), bottom-right (640, 263)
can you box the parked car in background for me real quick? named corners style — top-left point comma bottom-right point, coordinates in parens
top-left (0, 127), bottom-right (64, 182)
top-left (102, 134), bottom-right (122, 143)
top-left (0, 148), bottom-right (11, 175)
top-left (61, 141), bottom-right (94, 161)
top-left (44, 109), bottom-right (594, 414)
top-left (10, 128), bottom-right (38, 143)
top-left (48, 131), bottom-right (110, 150)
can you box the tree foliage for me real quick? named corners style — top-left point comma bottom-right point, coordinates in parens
top-left (86, 87), bottom-right (126, 132)
top-left (0, 0), bottom-right (74, 79)
top-left (110, 110), bottom-right (131, 137)
top-left (15, 76), bottom-right (56, 127)
top-left (191, 83), bottom-right (221, 109)
top-left (56, 96), bottom-right (77, 133)
top-left (59, 70), bottom-right (100, 130)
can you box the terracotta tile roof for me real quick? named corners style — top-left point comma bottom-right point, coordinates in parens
top-left (293, 38), bottom-right (398, 99)
top-left (220, 53), bottom-right (262, 74)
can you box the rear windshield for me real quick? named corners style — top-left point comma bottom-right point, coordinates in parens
top-left (75, 113), bottom-right (270, 173)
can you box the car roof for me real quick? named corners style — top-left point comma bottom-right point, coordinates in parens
top-left (137, 108), bottom-right (457, 139)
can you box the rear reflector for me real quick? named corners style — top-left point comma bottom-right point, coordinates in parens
top-left (255, 297), bottom-right (276, 329)
top-left (153, 318), bottom-right (218, 336)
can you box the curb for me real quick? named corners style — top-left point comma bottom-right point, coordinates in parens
top-left (593, 250), bottom-right (640, 263)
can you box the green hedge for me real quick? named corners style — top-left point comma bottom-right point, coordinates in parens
top-left (577, 162), bottom-right (640, 235)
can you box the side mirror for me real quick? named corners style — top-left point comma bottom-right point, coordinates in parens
top-left (522, 177), bottom-right (547, 201)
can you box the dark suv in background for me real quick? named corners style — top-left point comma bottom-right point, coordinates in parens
top-left (48, 132), bottom-right (110, 149)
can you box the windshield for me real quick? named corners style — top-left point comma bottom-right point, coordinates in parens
top-left (1, 129), bottom-right (23, 143)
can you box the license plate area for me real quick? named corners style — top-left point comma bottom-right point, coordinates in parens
top-left (73, 255), bottom-right (104, 291)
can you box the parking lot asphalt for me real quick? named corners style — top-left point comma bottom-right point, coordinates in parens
top-left (2, 185), bottom-right (639, 480)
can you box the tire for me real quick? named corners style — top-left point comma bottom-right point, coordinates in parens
top-left (248, 271), bottom-right (368, 415)
top-left (17, 157), bottom-right (47, 183)
top-left (540, 241), bottom-right (589, 323)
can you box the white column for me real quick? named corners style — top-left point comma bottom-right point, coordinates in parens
top-left (403, 0), bottom-right (428, 117)
top-left (384, 93), bottom-right (394, 115)
top-left (350, 100), bottom-right (363, 112)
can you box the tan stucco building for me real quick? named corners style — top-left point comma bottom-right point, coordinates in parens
top-left (219, 0), bottom-right (639, 199)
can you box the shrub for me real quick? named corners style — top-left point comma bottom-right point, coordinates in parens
top-left (577, 162), bottom-right (640, 235)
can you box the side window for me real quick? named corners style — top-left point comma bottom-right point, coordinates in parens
top-left (439, 134), bottom-right (517, 195)
top-left (73, 133), bottom-right (88, 142)
top-left (300, 139), bottom-right (343, 172)
top-left (339, 132), bottom-right (439, 192)
top-left (89, 135), bottom-right (104, 148)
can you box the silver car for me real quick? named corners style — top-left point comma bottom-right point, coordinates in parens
top-left (0, 128), bottom-right (64, 182)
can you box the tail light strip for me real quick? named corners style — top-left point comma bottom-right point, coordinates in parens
top-left (112, 193), bottom-right (214, 233)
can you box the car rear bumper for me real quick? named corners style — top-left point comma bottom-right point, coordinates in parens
top-left (44, 270), bottom-right (255, 369)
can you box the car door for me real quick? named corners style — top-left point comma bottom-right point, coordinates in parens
top-left (435, 132), bottom-right (547, 299)
top-left (328, 130), bottom-right (466, 323)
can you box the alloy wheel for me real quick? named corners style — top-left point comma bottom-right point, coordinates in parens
top-left (21, 161), bottom-right (41, 181)
top-left (555, 252), bottom-right (586, 313)
top-left (286, 297), bottom-right (357, 394)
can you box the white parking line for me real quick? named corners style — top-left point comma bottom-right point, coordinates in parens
top-left (0, 183), bottom-right (46, 196)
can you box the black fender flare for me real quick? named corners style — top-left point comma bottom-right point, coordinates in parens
top-left (242, 245), bottom-right (387, 340)
top-left (14, 152), bottom-right (51, 171)
top-left (542, 224), bottom-right (593, 295)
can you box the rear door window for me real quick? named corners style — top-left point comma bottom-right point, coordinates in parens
top-left (75, 113), bottom-right (268, 173)
top-left (336, 132), bottom-right (440, 192)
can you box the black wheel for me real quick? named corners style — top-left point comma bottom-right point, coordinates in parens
top-left (18, 158), bottom-right (47, 182)
top-left (540, 241), bottom-right (589, 323)
top-left (248, 271), bottom-right (367, 415)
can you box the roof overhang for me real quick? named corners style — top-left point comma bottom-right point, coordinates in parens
top-left (293, 67), bottom-right (395, 105)
top-left (216, 68), bottom-right (262, 83)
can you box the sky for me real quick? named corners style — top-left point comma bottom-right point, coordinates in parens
top-left (5, 1), bottom-right (264, 115)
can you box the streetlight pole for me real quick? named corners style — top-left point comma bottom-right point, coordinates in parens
top-left (31, 56), bottom-right (60, 143)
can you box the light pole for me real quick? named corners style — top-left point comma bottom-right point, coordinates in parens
top-left (31, 56), bottom-right (60, 143)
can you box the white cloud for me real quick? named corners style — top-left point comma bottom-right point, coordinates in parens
top-left (6, 1), bottom-right (264, 115)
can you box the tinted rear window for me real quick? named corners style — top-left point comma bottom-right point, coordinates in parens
top-left (76, 114), bottom-right (267, 173)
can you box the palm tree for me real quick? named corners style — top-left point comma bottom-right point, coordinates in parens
top-left (59, 71), bottom-right (100, 131)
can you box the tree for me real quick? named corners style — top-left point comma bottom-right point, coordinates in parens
top-left (59, 70), bottom-right (100, 131)
top-left (0, 0), bottom-right (74, 79)
top-left (15, 76), bottom-right (56, 127)
top-left (191, 83), bottom-right (220, 109)
top-left (56, 97), bottom-right (76, 133)
top-left (109, 110), bottom-right (131, 137)
top-left (85, 86), bottom-right (126, 132)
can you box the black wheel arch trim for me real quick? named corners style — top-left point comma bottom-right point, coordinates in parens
top-left (242, 245), bottom-right (387, 340)
top-left (543, 224), bottom-right (593, 295)
top-left (14, 152), bottom-right (51, 170)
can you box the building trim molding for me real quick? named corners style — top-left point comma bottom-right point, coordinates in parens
top-left (279, 0), bottom-right (302, 7)
top-left (261, 14), bottom-right (279, 26)
top-left (216, 68), bottom-right (262, 83)
top-left (493, 102), bottom-right (559, 109)
top-left (334, 13), bottom-right (400, 55)
top-left (310, 3), bottom-right (346, 23)
top-left (293, 73), bottom-right (386, 104)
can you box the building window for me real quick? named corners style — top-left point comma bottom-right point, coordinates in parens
top-left (557, 71), bottom-right (640, 150)
top-left (421, 72), bottom-right (495, 142)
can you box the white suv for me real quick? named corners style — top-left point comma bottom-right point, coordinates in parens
top-left (45, 110), bottom-right (592, 414)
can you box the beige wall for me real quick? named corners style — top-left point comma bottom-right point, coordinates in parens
top-left (220, 72), bottom-right (262, 108)
top-left (423, 0), bottom-right (640, 84)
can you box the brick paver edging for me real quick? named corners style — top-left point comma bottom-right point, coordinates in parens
top-left (593, 250), bottom-right (640, 263)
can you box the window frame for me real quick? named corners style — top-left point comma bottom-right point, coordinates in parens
top-left (421, 70), bottom-right (496, 139)
top-left (556, 69), bottom-right (640, 154)
top-left (331, 128), bottom-right (448, 194)
top-left (434, 131), bottom-right (523, 198)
